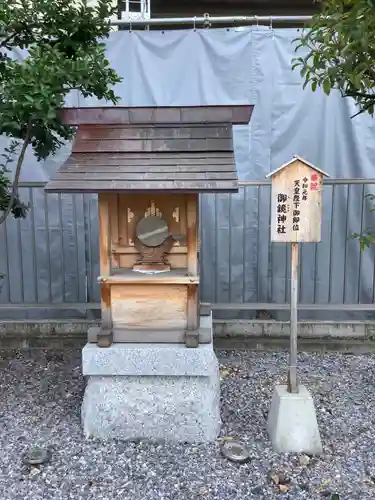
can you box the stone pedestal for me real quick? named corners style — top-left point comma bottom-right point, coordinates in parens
top-left (81, 341), bottom-right (221, 443)
top-left (267, 385), bottom-right (323, 454)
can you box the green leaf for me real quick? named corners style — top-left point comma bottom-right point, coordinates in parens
top-left (313, 52), bottom-right (320, 68)
top-left (323, 78), bottom-right (332, 95)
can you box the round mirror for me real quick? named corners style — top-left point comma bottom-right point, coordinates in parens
top-left (136, 215), bottom-right (169, 247)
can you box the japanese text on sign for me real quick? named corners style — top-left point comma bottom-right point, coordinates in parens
top-left (302, 177), bottom-right (308, 201)
top-left (292, 180), bottom-right (300, 231)
top-left (277, 193), bottom-right (288, 234)
top-left (275, 177), bottom-right (311, 235)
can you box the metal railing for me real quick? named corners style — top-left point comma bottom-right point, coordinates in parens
top-left (0, 179), bottom-right (375, 318)
top-left (110, 15), bottom-right (313, 28)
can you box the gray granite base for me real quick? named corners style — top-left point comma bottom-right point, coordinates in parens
top-left (81, 342), bottom-right (221, 443)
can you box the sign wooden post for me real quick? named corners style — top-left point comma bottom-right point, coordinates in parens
top-left (266, 156), bottom-right (329, 394)
top-left (289, 242), bottom-right (298, 393)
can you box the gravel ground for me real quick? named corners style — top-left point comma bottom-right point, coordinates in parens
top-left (1, 348), bottom-right (375, 500)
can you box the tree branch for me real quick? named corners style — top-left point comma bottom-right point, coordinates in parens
top-left (0, 32), bottom-right (18, 49)
top-left (350, 102), bottom-right (374, 119)
top-left (345, 90), bottom-right (375, 99)
top-left (0, 123), bottom-right (32, 225)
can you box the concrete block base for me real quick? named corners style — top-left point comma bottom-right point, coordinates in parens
top-left (81, 342), bottom-right (221, 443)
top-left (267, 385), bottom-right (323, 454)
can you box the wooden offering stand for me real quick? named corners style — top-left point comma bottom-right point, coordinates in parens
top-left (45, 105), bottom-right (253, 348)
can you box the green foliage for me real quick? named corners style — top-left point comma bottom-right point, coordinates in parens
top-left (0, 0), bottom-right (122, 221)
top-left (351, 194), bottom-right (375, 251)
top-left (294, 2), bottom-right (375, 252)
top-left (293, 0), bottom-right (375, 117)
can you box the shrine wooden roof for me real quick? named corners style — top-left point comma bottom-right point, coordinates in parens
top-left (44, 105), bottom-right (253, 194)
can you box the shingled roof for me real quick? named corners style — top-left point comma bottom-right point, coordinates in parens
top-left (44, 105), bottom-right (254, 194)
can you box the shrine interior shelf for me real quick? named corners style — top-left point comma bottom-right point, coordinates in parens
top-left (100, 268), bottom-right (199, 285)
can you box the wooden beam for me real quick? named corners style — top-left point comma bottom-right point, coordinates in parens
top-left (99, 273), bottom-right (199, 285)
top-left (112, 244), bottom-right (187, 255)
top-left (88, 326), bottom-right (212, 344)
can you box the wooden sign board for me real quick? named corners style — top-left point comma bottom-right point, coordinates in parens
top-left (266, 156), bottom-right (329, 243)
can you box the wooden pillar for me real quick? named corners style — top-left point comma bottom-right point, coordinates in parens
top-left (288, 242), bottom-right (299, 393)
top-left (187, 194), bottom-right (198, 276)
top-left (98, 193), bottom-right (113, 347)
top-left (109, 194), bottom-right (120, 268)
top-left (185, 194), bottom-right (199, 346)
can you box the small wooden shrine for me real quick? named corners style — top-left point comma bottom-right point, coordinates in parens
top-left (45, 106), bottom-right (253, 348)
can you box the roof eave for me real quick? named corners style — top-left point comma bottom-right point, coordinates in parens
top-left (44, 184), bottom-right (239, 194)
top-left (265, 155), bottom-right (330, 178)
top-left (58, 105), bottom-right (254, 126)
